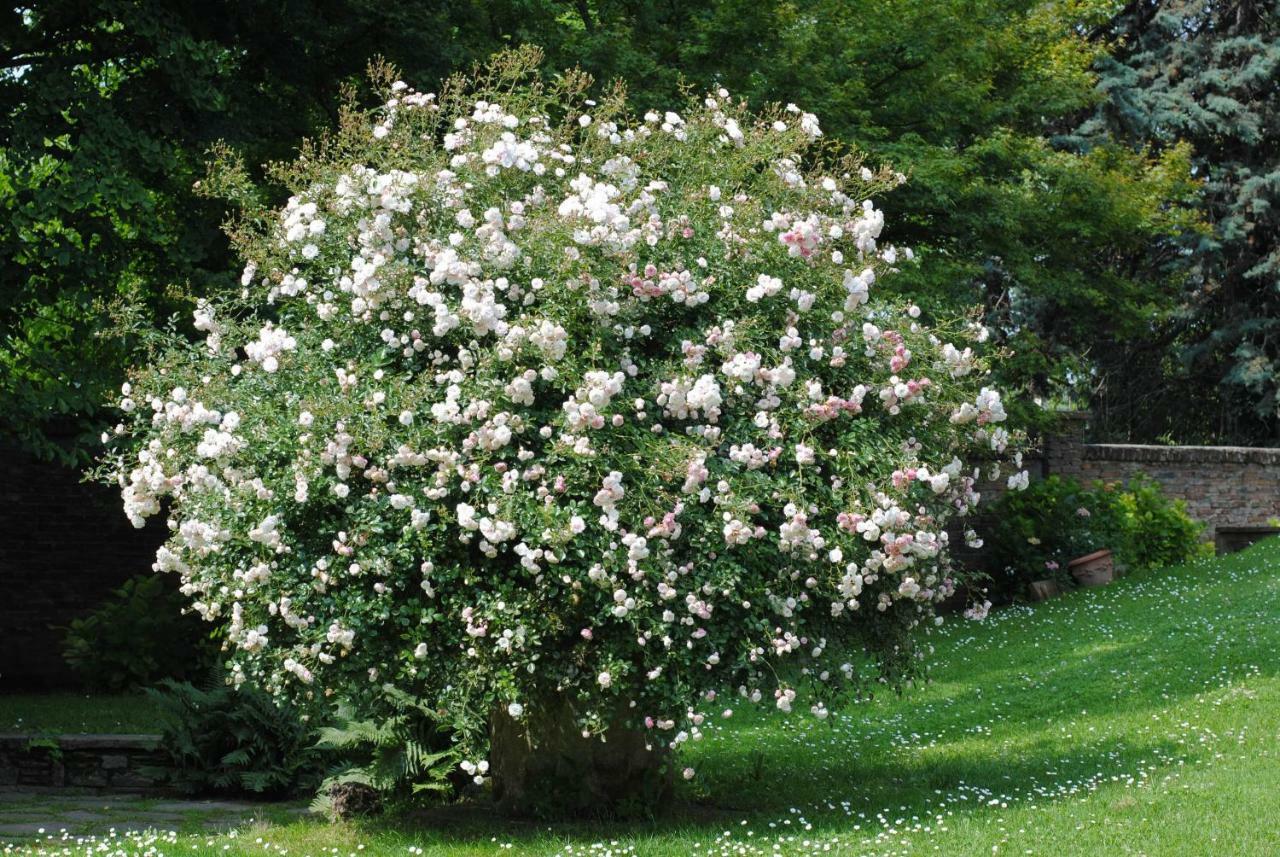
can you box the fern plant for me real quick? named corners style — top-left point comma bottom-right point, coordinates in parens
top-left (142, 675), bottom-right (320, 797)
top-left (312, 688), bottom-right (458, 816)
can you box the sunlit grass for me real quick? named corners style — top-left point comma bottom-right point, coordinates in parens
top-left (6, 539), bottom-right (1279, 855)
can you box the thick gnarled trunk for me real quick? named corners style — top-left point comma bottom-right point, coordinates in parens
top-left (489, 699), bottom-right (672, 817)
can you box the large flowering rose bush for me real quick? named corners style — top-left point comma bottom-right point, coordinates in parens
top-left (106, 51), bottom-right (1024, 804)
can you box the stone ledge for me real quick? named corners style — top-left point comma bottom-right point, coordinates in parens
top-left (1081, 444), bottom-right (1280, 466)
top-left (0, 733), bottom-right (165, 793)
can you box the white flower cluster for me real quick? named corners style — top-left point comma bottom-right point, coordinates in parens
top-left (111, 61), bottom-right (1018, 782)
top-left (244, 324), bottom-right (296, 373)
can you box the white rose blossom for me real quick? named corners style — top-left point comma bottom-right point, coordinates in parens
top-left (108, 55), bottom-right (1019, 788)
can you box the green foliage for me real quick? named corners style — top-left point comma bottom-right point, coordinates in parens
top-left (61, 574), bottom-right (216, 693)
top-left (0, 2), bottom-right (515, 464)
top-left (142, 676), bottom-right (321, 797)
top-left (1081, 0), bottom-right (1280, 444)
top-left (1114, 475), bottom-right (1215, 570)
top-left (23, 736), bottom-right (62, 758)
top-left (984, 476), bottom-right (1108, 591)
top-left (312, 691), bottom-right (457, 815)
top-left (983, 474), bottom-right (1206, 596)
top-left (1, 6), bottom-right (234, 464)
top-left (3, 0), bottom-right (1241, 465)
top-left (731, 1), bottom-right (1204, 421)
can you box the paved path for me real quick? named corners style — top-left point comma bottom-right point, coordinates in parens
top-left (0, 791), bottom-right (309, 840)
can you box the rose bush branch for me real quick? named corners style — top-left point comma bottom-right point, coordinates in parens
top-left (104, 47), bottom-right (1026, 805)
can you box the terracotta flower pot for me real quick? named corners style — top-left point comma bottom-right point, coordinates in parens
top-left (1068, 548), bottom-right (1114, 587)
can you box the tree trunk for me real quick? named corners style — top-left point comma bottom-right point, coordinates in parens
top-left (489, 697), bottom-right (672, 817)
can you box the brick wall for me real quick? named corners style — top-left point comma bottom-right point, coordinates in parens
top-left (1055, 444), bottom-right (1280, 535)
top-left (1044, 414), bottom-right (1280, 540)
top-left (0, 445), bottom-right (164, 689)
top-left (951, 413), bottom-right (1279, 575)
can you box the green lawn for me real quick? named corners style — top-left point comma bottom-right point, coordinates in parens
top-left (8, 538), bottom-right (1280, 856)
top-left (0, 693), bottom-right (163, 734)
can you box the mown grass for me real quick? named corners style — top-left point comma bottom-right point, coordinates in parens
top-left (7, 538), bottom-right (1279, 856)
top-left (0, 693), bottom-right (163, 734)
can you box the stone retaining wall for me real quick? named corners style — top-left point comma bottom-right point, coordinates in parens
top-left (0, 734), bottom-right (164, 793)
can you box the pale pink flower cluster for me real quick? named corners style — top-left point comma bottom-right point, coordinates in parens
top-left (110, 67), bottom-right (1021, 775)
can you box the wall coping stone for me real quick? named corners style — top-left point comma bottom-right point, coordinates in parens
top-left (1081, 444), bottom-right (1280, 466)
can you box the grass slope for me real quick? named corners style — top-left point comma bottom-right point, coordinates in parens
top-left (7, 539), bottom-right (1280, 856)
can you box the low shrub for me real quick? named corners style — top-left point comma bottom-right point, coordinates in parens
top-left (61, 574), bottom-right (217, 692)
top-left (1115, 476), bottom-right (1212, 570)
top-left (983, 475), bottom-right (1206, 597)
top-left (142, 676), bottom-right (321, 797)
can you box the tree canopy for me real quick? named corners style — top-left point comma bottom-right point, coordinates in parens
top-left (2, 0), bottom-right (1272, 462)
top-left (1080, 0), bottom-right (1278, 443)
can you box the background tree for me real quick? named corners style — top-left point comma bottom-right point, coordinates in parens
top-left (0, 1), bottom-right (511, 462)
top-left (724, 0), bottom-right (1203, 428)
top-left (5, 0), bottom-right (1269, 463)
top-left (1079, 0), bottom-right (1279, 444)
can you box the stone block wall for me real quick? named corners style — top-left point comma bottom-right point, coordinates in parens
top-left (0, 734), bottom-right (163, 792)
